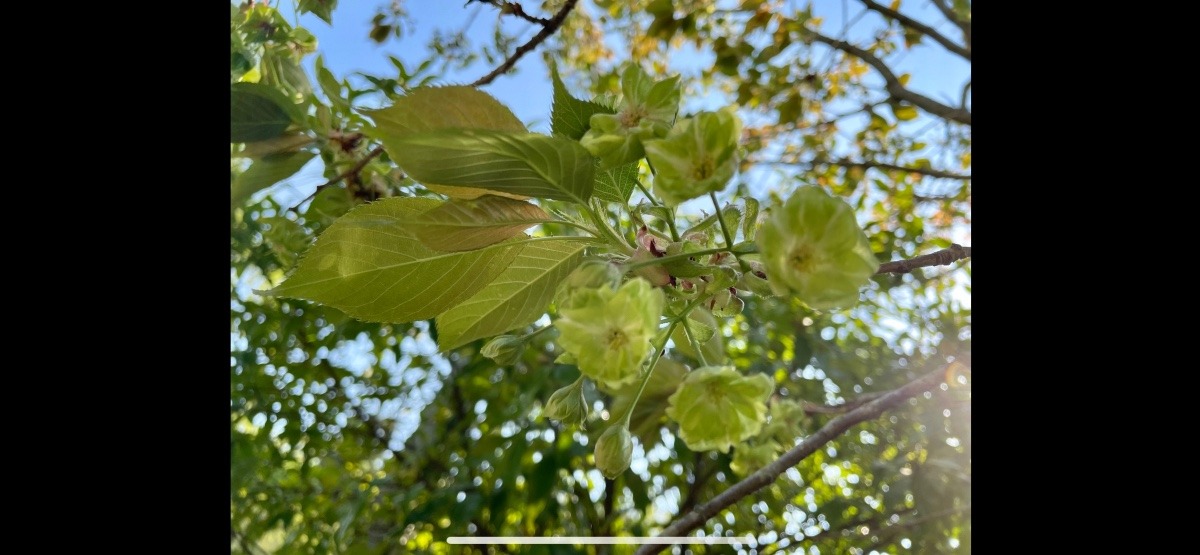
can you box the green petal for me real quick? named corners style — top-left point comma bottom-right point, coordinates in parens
top-left (665, 366), bottom-right (774, 453)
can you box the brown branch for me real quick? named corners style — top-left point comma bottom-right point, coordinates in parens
top-left (470, 0), bottom-right (579, 87)
top-left (288, 145), bottom-right (386, 213)
top-left (758, 157), bottom-right (971, 180)
top-left (930, 0), bottom-right (971, 48)
top-left (858, 0), bottom-right (969, 60)
top-left (633, 364), bottom-right (953, 554)
top-left (474, 0), bottom-right (552, 25)
top-left (807, 31), bottom-right (971, 126)
top-left (876, 244), bottom-right (971, 275)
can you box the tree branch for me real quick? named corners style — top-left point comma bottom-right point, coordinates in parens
top-left (806, 31), bottom-right (971, 126)
top-left (757, 157), bottom-right (971, 180)
top-left (473, 0), bottom-right (552, 25)
top-left (930, 0), bottom-right (971, 48)
top-left (858, 0), bottom-right (969, 60)
top-left (288, 145), bottom-right (387, 213)
top-left (633, 364), bottom-right (954, 554)
top-left (876, 244), bottom-right (971, 274)
top-left (470, 0), bottom-right (579, 87)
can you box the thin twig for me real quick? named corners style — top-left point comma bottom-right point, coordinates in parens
top-left (474, 0), bottom-right (552, 25)
top-left (858, 0), bottom-right (969, 60)
top-left (806, 31), bottom-right (971, 126)
top-left (930, 0), bottom-right (971, 48)
top-left (757, 157), bottom-right (971, 180)
top-left (289, 145), bottom-right (386, 213)
top-left (632, 364), bottom-right (954, 554)
top-left (470, 0), bottom-right (580, 87)
top-left (876, 244), bottom-right (971, 275)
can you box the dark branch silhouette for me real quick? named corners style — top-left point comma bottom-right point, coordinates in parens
top-left (470, 0), bottom-right (580, 87)
top-left (930, 0), bottom-right (971, 48)
top-left (633, 364), bottom-right (956, 554)
top-left (289, 145), bottom-right (387, 213)
top-left (756, 157), bottom-right (971, 180)
top-left (858, 0), bottom-right (970, 60)
top-left (806, 31), bottom-right (972, 125)
top-left (877, 244), bottom-right (971, 274)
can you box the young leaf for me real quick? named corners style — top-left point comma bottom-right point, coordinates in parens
top-left (362, 85), bottom-right (526, 136)
top-left (231, 151), bottom-right (315, 208)
top-left (266, 197), bottom-right (527, 323)
top-left (231, 82), bottom-right (303, 142)
top-left (362, 86), bottom-right (535, 200)
top-left (436, 239), bottom-right (589, 350)
top-left (593, 161), bottom-right (639, 204)
top-left (298, 0), bottom-right (338, 24)
top-left (407, 195), bottom-right (553, 252)
top-left (550, 62), bottom-right (614, 140)
top-left (389, 130), bottom-right (595, 203)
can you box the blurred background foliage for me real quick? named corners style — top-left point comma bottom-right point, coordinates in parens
top-left (231, 1), bottom-right (970, 553)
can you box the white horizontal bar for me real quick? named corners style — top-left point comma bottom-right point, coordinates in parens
top-left (447, 536), bottom-right (753, 545)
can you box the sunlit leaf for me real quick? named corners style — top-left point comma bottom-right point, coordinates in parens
top-left (436, 239), bottom-right (589, 349)
top-left (406, 195), bottom-right (553, 252)
top-left (267, 197), bottom-right (529, 323)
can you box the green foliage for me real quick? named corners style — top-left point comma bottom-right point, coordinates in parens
top-left (231, 1), bottom-right (971, 552)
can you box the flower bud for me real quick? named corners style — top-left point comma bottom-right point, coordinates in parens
top-left (544, 379), bottom-right (588, 425)
top-left (480, 335), bottom-right (525, 366)
top-left (594, 424), bottom-right (634, 478)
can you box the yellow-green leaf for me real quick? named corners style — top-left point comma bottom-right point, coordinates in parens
top-left (266, 197), bottom-right (527, 323)
top-left (436, 239), bottom-right (589, 349)
top-left (231, 151), bottom-right (315, 208)
top-left (892, 104), bottom-right (919, 121)
top-left (406, 195), bottom-right (553, 252)
top-left (389, 129), bottom-right (595, 203)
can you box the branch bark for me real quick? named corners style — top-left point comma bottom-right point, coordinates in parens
top-left (807, 31), bottom-right (971, 126)
top-left (759, 157), bottom-right (971, 180)
top-left (930, 0), bottom-right (971, 48)
top-left (633, 364), bottom-right (954, 554)
top-left (289, 145), bottom-right (387, 213)
top-left (858, 0), bottom-right (969, 60)
top-left (876, 244), bottom-right (971, 274)
top-left (470, 0), bottom-right (579, 87)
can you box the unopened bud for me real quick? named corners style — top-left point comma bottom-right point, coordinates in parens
top-left (594, 424), bottom-right (634, 479)
top-left (544, 379), bottom-right (588, 425)
top-left (481, 335), bottom-right (525, 365)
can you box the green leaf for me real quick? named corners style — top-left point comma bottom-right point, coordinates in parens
top-left (315, 55), bottom-right (348, 111)
top-left (593, 161), bottom-right (639, 204)
top-left (406, 195), bottom-right (553, 252)
top-left (231, 151), bottom-right (315, 208)
top-left (267, 197), bottom-right (528, 323)
top-left (436, 239), bottom-right (588, 350)
top-left (389, 130), bottom-right (595, 203)
top-left (362, 85), bottom-right (526, 137)
top-left (234, 132), bottom-right (314, 160)
top-left (298, 0), bottom-right (338, 24)
top-left (231, 82), bottom-right (303, 142)
top-left (550, 62), bottom-right (614, 140)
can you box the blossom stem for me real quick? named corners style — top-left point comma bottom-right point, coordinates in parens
top-left (710, 192), bottom-right (751, 272)
top-left (619, 247), bottom-right (732, 272)
top-left (618, 295), bottom-right (710, 427)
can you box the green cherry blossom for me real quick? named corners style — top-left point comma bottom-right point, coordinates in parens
top-left (580, 64), bottom-right (681, 168)
top-left (644, 107), bottom-right (742, 206)
top-left (665, 366), bottom-right (774, 453)
top-left (758, 186), bottom-right (879, 310)
top-left (555, 278), bottom-right (665, 389)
